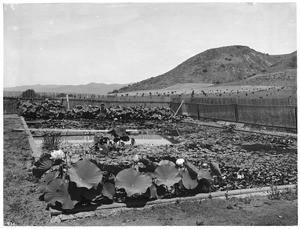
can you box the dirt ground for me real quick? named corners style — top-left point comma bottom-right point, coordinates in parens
top-left (3, 115), bottom-right (50, 226)
top-left (3, 115), bottom-right (298, 226)
top-left (51, 195), bottom-right (298, 226)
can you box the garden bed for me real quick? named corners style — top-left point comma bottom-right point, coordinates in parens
top-left (26, 116), bottom-right (297, 212)
top-left (9, 99), bottom-right (297, 224)
top-left (4, 112), bottom-right (298, 225)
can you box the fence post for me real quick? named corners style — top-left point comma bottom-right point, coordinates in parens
top-left (66, 94), bottom-right (70, 110)
top-left (295, 107), bottom-right (297, 128)
top-left (197, 104), bottom-right (200, 119)
top-left (233, 104), bottom-right (239, 122)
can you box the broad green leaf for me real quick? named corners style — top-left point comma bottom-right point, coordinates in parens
top-left (181, 169), bottom-right (198, 190)
top-left (67, 159), bottom-right (103, 189)
top-left (115, 168), bottom-right (152, 197)
top-left (44, 179), bottom-right (76, 210)
top-left (33, 154), bottom-right (53, 178)
top-left (209, 162), bottom-right (222, 176)
top-left (38, 171), bottom-right (59, 193)
top-left (184, 161), bottom-right (200, 180)
top-left (102, 182), bottom-right (115, 199)
top-left (154, 163), bottom-right (181, 187)
top-left (158, 160), bottom-right (175, 166)
top-left (148, 184), bottom-right (158, 199)
top-left (198, 168), bottom-right (212, 181)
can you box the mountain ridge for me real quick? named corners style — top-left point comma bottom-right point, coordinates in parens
top-left (117, 45), bottom-right (296, 93)
top-left (4, 83), bottom-right (127, 95)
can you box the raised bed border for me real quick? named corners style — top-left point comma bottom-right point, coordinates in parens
top-left (19, 116), bottom-right (43, 159)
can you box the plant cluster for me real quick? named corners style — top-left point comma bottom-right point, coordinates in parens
top-left (222, 124), bottom-right (236, 133)
top-left (19, 99), bottom-right (66, 120)
top-left (33, 149), bottom-right (221, 211)
top-left (42, 132), bottom-right (62, 151)
top-left (19, 100), bottom-right (180, 121)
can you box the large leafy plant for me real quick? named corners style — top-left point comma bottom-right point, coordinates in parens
top-left (115, 168), bottom-right (152, 197)
top-left (33, 148), bottom-right (220, 210)
top-left (20, 99), bottom-right (181, 121)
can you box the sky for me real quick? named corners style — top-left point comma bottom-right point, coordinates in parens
top-left (3, 2), bottom-right (297, 87)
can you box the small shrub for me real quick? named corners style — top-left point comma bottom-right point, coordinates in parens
top-left (42, 132), bottom-right (62, 151)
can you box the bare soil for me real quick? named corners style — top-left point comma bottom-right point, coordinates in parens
top-left (3, 115), bottom-right (50, 226)
top-left (51, 195), bottom-right (298, 226)
top-left (3, 115), bottom-right (298, 226)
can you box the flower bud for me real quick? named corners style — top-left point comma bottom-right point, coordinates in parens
top-left (176, 158), bottom-right (185, 166)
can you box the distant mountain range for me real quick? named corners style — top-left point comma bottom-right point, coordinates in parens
top-left (117, 45), bottom-right (297, 93)
top-left (4, 82), bottom-right (127, 95)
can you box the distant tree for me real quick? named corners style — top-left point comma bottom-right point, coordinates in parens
top-left (57, 93), bottom-right (66, 97)
top-left (108, 89), bottom-right (119, 94)
top-left (22, 89), bottom-right (37, 99)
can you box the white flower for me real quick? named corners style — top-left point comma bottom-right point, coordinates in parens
top-left (237, 173), bottom-right (244, 179)
top-left (202, 163), bottom-right (209, 168)
top-left (50, 149), bottom-right (65, 160)
top-left (132, 154), bottom-right (140, 162)
top-left (176, 158), bottom-right (185, 166)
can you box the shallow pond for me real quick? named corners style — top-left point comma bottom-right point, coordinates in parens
top-left (33, 133), bottom-right (173, 150)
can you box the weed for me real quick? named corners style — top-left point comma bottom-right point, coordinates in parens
top-left (267, 185), bottom-right (298, 201)
top-left (267, 185), bottom-right (281, 200)
top-left (4, 221), bottom-right (16, 226)
top-left (42, 132), bottom-right (62, 151)
top-left (225, 190), bottom-right (229, 200)
top-left (196, 220), bottom-right (204, 225)
top-left (222, 124), bottom-right (236, 133)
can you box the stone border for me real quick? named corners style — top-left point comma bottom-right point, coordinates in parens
top-left (19, 116), bottom-right (43, 159)
top-left (184, 119), bottom-right (297, 138)
top-left (49, 184), bottom-right (297, 223)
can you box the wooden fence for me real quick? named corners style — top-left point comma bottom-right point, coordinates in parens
top-left (3, 93), bottom-right (297, 129)
top-left (170, 97), bottom-right (297, 129)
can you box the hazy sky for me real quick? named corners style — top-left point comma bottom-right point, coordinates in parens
top-left (4, 2), bottom-right (297, 87)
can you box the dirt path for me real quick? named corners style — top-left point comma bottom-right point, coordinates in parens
top-left (50, 195), bottom-right (297, 226)
top-left (3, 115), bottom-right (50, 226)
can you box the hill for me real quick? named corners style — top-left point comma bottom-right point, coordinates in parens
top-left (117, 45), bottom-right (296, 93)
top-left (4, 82), bottom-right (127, 95)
